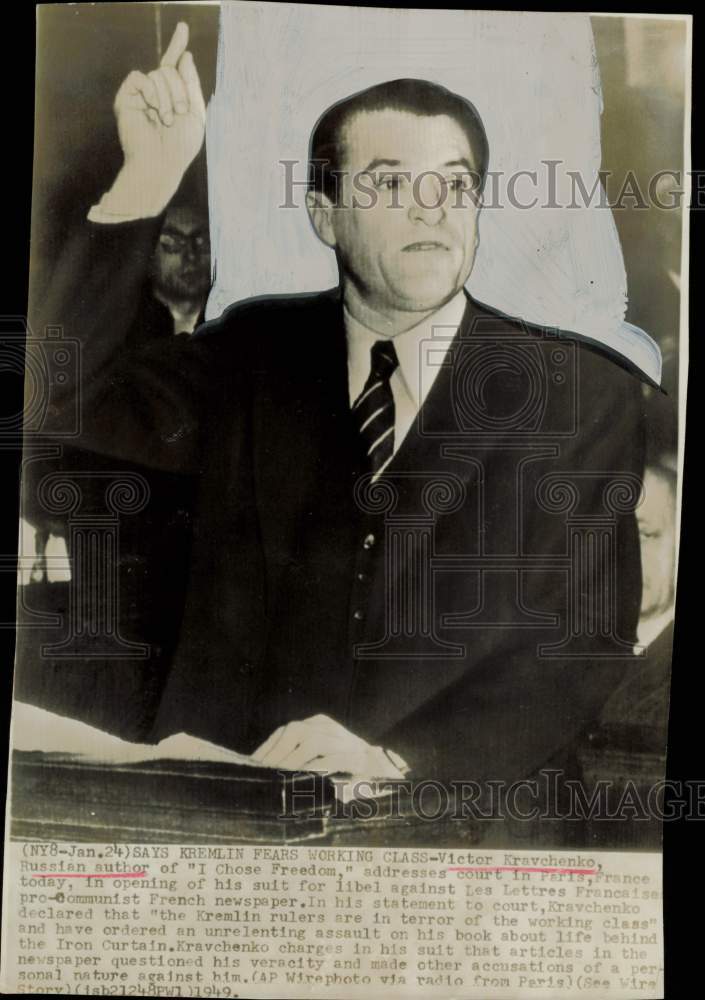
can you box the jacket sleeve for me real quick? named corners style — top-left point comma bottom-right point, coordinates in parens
top-left (28, 218), bottom-right (224, 474)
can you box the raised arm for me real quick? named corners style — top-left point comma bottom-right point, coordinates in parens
top-left (30, 24), bottom-right (218, 473)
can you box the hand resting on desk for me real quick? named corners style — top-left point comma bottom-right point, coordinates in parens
top-left (12, 702), bottom-right (408, 780)
top-left (251, 713), bottom-right (409, 779)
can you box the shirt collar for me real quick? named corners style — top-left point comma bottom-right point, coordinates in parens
top-left (344, 289), bottom-right (468, 408)
top-left (637, 608), bottom-right (674, 649)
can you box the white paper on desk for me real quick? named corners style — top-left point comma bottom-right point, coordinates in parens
top-left (11, 702), bottom-right (398, 805)
top-left (11, 701), bottom-right (257, 768)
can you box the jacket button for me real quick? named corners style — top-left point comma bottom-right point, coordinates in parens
top-left (353, 609), bottom-right (365, 621)
top-left (357, 571), bottom-right (367, 582)
top-left (363, 533), bottom-right (376, 550)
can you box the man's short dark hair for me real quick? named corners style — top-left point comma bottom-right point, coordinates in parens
top-left (308, 78), bottom-right (489, 202)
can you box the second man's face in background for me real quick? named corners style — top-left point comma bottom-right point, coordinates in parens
top-left (152, 206), bottom-right (212, 306)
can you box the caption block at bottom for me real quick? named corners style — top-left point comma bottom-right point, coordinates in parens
top-left (1, 844), bottom-right (662, 998)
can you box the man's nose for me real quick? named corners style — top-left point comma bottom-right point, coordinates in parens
top-left (407, 174), bottom-right (446, 226)
top-left (182, 242), bottom-right (199, 262)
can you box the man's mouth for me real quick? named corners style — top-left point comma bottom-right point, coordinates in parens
top-left (402, 241), bottom-right (449, 252)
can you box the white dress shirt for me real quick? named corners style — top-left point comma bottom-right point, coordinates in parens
top-left (344, 289), bottom-right (468, 459)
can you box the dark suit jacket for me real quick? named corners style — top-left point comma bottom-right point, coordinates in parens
top-left (32, 216), bottom-right (647, 782)
top-left (18, 236), bottom-right (201, 740)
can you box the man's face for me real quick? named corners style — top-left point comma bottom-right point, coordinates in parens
top-left (638, 468), bottom-right (676, 619)
top-left (309, 110), bottom-right (482, 317)
top-left (152, 206), bottom-right (211, 303)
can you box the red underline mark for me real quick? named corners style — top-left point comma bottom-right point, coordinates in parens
top-left (32, 872), bottom-right (147, 879)
top-left (448, 866), bottom-right (598, 875)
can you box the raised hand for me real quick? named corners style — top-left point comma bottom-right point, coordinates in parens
top-left (94, 22), bottom-right (206, 220)
top-left (115, 22), bottom-right (205, 170)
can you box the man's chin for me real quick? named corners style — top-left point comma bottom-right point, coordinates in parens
top-left (393, 286), bottom-right (462, 313)
top-left (388, 268), bottom-right (466, 313)
top-left (163, 282), bottom-right (209, 300)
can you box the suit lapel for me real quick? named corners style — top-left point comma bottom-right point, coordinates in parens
top-left (251, 289), bottom-right (360, 569)
top-left (384, 291), bottom-right (484, 476)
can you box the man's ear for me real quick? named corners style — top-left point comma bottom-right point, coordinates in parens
top-left (306, 190), bottom-right (337, 249)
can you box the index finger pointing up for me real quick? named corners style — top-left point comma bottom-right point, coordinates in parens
top-left (161, 21), bottom-right (189, 68)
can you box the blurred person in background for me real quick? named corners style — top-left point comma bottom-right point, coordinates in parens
top-left (587, 457), bottom-right (677, 754)
top-left (137, 202), bottom-right (212, 341)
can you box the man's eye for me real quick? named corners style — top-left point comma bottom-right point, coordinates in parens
top-left (159, 236), bottom-right (181, 253)
top-left (447, 176), bottom-right (472, 191)
top-left (377, 175), bottom-right (402, 191)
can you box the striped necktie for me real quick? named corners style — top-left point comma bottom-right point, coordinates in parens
top-left (352, 340), bottom-right (399, 476)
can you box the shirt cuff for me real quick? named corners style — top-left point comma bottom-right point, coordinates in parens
top-left (87, 203), bottom-right (151, 224)
top-left (86, 163), bottom-right (180, 224)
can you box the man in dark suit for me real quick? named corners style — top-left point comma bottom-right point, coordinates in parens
top-left (35, 23), bottom-right (646, 785)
